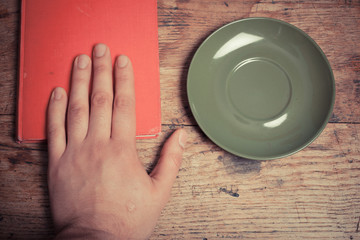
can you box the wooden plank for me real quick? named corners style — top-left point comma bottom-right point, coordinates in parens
top-left (0, 115), bottom-right (359, 239)
top-left (0, 0), bottom-right (19, 115)
top-left (0, 0), bottom-right (359, 125)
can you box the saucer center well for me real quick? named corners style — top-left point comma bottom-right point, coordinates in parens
top-left (226, 58), bottom-right (291, 120)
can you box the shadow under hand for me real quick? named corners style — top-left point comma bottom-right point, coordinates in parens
top-left (217, 152), bottom-right (262, 175)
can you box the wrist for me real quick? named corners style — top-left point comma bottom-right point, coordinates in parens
top-left (55, 225), bottom-right (119, 240)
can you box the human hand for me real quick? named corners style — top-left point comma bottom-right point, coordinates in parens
top-left (47, 43), bottom-right (187, 239)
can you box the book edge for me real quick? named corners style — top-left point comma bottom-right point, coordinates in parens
top-left (17, 133), bottom-right (161, 143)
top-left (16, 0), bottom-right (26, 143)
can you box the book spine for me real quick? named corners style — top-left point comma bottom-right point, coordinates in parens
top-left (154, 0), bottom-right (161, 137)
top-left (16, 0), bottom-right (26, 143)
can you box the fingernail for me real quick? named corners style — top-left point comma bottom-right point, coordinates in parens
top-left (53, 87), bottom-right (62, 100)
top-left (178, 129), bottom-right (187, 149)
top-left (117, 55), bottom-right (129, 68)
top-left (77, 54), bottom-right (89, 69)
top-left (94, 43), bottom-right (107, 57)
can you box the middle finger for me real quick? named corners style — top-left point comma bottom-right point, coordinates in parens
top-left (87, 43), bottom-right (113, 140)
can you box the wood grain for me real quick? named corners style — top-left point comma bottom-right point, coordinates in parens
top-left (0, 0), bottom-right (360, 239)
top-left (0, 0), bottom-right (19, 115)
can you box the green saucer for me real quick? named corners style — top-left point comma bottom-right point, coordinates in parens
top-left (187, 18), bottom-right (335, 160)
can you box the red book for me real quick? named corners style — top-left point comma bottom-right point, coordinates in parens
top-left (17, 0), bottom-right (161, 142)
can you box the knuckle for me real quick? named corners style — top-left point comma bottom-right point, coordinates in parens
top-left (114, 95), bottom-right (135, 111)
top-left (87, 139), bottom-right (111, 159)
top-left (165, 152), bottom-right (182, 169)
top-left (67, 103), bottom-right (87, 128)
top-left (93, 64), bottom-right (108, 74)
top-left (68, 103), bottom-right (87, 118)
top-left (116, 72), bottom-right (131, 83)
top-left (91, 92), bottom-right (112, 107)
top-left (48, 124), bottom-right (62, 139)
top-left (74, 75), bottom-right (89, 83)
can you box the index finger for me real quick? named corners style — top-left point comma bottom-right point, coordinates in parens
top-left (111, 55), bottom-right (136, 143)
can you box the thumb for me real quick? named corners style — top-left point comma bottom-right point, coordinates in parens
top-left (150, 128), bottom-right (187, 198)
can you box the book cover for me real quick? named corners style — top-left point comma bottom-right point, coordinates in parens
top-left (17, 0), bottom-right (161, 142)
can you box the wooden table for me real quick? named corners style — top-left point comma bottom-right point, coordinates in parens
top-left (1, 0), bottom-right (359, 239)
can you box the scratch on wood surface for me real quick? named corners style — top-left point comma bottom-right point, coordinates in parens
top-left (330, 112), bottom-right (341, 122)
top-left (8, 157), bottom-right (19, 165)
top-left (0, 5), bottom-right (10, 19)
top-left (333, 130), bottom-right (340, 144)
top-left (219, 187), bottom-right (239, 198)
top-left (333, 129), bottom-right (356, 164)
top-left (158, 4), bottom-right (190, 28)
top-left (0, 12), bottom-right (10, 18)
top-left (295, 202), bottom-right (301, 221)
top-left (348, 55), bottom-right (360, 73)
top-left (356, 216), bottom-right (360, 232)
top-left (353, 79), bottom-right (360, 106)
top-left (311, 2), bottom-right (329, 32)
top-left (294, 201), bottom-right (309, 223)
